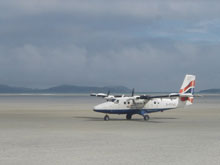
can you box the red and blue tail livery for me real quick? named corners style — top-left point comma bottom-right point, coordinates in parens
top-left (179, 75), bottom-right (196, 94)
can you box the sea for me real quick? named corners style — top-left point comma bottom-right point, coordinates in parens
top-left (0, 93), bottom-right (219, 111)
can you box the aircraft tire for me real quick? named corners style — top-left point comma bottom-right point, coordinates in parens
top-left (144, 115), bottom-right (150, 121)
top-left (126, 114), bottom-right (132, 120)
top-left (104, 115), bottom-right (110, 121)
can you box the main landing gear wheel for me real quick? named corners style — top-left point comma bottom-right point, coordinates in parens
top-left (144, 115), bottom-right (150, 121)
top-left (126, 114), bottom-right (132, 120)
top-left (104, 115), bottom-right (110, 121)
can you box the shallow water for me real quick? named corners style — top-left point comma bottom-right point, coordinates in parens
top-left (0, 93), bottom-right (219, 110)
top-left (193, 94), bottom-right (220, 109)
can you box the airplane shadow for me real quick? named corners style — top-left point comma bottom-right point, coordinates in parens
top-left (72, 116), bottom-right (178, 123)
top-left (151, 117), bottom-right (178, 120)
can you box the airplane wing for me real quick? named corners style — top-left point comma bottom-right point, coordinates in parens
top-left (90, 92), bottom-right (124, 99)
top-left (139, 93), bottom-right (193, 100)
top-left (90, 93), bottom-right (108, 98)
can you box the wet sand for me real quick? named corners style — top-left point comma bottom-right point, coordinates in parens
top-left (0, 95), bottom-right (220, 165)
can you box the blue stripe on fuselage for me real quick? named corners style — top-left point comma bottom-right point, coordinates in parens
top-left (94, 108), bottom-right (173, 115)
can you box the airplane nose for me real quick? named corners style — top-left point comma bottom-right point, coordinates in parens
top-left (93, 105), bottom-right (101, 111)
top-left (93, 105), bottom-right (97, 111)
top-left (93, 102), bottom-right (113, 112)
top-left (93, 103), bottom-right (109, 111)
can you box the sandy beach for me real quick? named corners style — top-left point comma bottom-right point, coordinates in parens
top-left (0, 95), bottom-right (220, 165)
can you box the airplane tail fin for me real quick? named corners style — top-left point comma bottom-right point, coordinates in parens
top-left (178, 74), bottom-right (196, 106)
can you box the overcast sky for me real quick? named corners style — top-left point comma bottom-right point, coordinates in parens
top-left (0, 0), bottom-right (220, 92)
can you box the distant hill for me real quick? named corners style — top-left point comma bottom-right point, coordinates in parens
top-left (0, 85), bottom-right (35, 93)
top-left (199, 89), bottom-right (220, 94)
top-left (41, 85), bottom-right (131, 93)
top-left (0, 84), bottom-right (131, 94)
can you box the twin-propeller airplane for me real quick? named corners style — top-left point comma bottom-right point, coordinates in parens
top-left (91, 74), bottom-right (196, 121)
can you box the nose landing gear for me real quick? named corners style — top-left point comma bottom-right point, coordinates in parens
top-left (104, 115), bottom-right (110, 121)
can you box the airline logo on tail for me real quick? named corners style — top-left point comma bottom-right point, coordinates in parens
top-left (179, 80), bottom-right (195, 94)
top-left (179, 75), bottom-right (196, 104)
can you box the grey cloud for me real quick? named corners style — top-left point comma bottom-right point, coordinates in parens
top-left (0, 0), bottom-right (220, 91)
top-left (2, 0), bottom-right (220, 20)
top-left (1, 41), bottom-right (219, 91)
top-left (0, 44), bottom-right (88, 87)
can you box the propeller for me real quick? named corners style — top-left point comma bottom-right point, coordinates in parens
top-left (90, 93), bottom-right (96, 96)
top-left (107, 90), bottom-right (110, 97)
top-left (131, 88), bottom-right (135, 97)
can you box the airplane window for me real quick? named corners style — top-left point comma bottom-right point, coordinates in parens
top-left (154, 101), bottom-right (156, 104)
top-left (124, 102), bottom-right (126, 104)
top-left (128, 102), bottom-right (130, 104)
